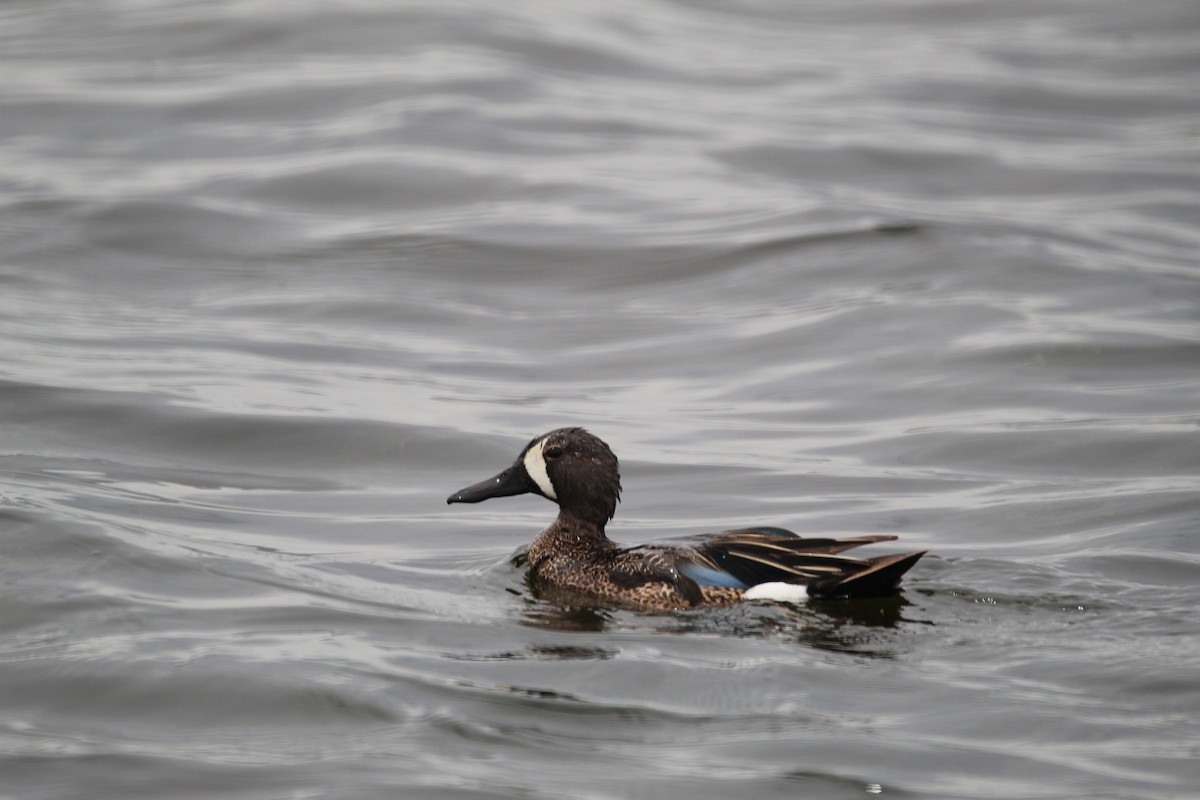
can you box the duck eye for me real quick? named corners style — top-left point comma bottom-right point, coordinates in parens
top-left (545, 445), bottom-right (563, 459)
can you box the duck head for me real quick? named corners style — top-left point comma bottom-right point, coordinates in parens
top-left (446, 427), bottom-right (622, 524)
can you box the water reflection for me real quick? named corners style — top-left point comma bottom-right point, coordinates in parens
top-left (760, 596), bottom-right (922, 658)
top-left (660, 596), bottom-right (923, 659)
top-left (516, 596), bottom-right (616, 633)
top-left (447, 643), bottom-right (618, 661)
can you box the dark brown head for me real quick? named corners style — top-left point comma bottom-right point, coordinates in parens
top-left (446, 427), bottom-right (622, 526)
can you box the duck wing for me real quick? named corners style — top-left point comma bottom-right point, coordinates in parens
top-left (620, 528), bottom-right (925, 600)
top-left (607, 548), bottom-right (705, 606)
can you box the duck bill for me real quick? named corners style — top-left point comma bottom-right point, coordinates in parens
top-left (446, 466), bottom-right (535, 504)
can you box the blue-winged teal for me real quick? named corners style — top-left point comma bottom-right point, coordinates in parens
top-left (447, 427), bottom-right (926, 610)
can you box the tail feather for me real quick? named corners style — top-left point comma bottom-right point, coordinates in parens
top-left (808, 551), bottom-right (927, 598)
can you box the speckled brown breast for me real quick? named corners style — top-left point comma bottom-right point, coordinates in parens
top-left (525, 525), bottom-right (745, 611)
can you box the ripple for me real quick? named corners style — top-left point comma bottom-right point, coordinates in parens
top-left (3, 0), bottom-right (1199, 798)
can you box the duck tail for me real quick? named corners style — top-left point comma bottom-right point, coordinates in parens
top-left (809, 550), bottom-right (927, 599)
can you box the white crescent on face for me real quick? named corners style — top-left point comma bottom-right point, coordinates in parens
top-left (523, 439), bottom-right (557, 500)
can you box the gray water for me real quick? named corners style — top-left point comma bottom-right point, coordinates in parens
top-left (3, 1), bottom-right (1200, 798)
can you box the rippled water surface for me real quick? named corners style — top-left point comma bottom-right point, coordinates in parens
top-left (3, 1), bottom-right (1200, 798)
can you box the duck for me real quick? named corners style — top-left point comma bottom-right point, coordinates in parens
top-left (446, 427), bottom-right (926, 611)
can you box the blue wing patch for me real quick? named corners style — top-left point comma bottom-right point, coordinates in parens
top-left (679, 562), bottom-right (749, 589)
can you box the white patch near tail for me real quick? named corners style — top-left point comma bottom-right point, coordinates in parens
top-left (523, 440), bottom-right (557, 499)
top-left (744, 582), bottom-right (809, 603)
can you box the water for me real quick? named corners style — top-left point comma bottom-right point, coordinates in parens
top-left (3, 1), bottom-right (1199, 798)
